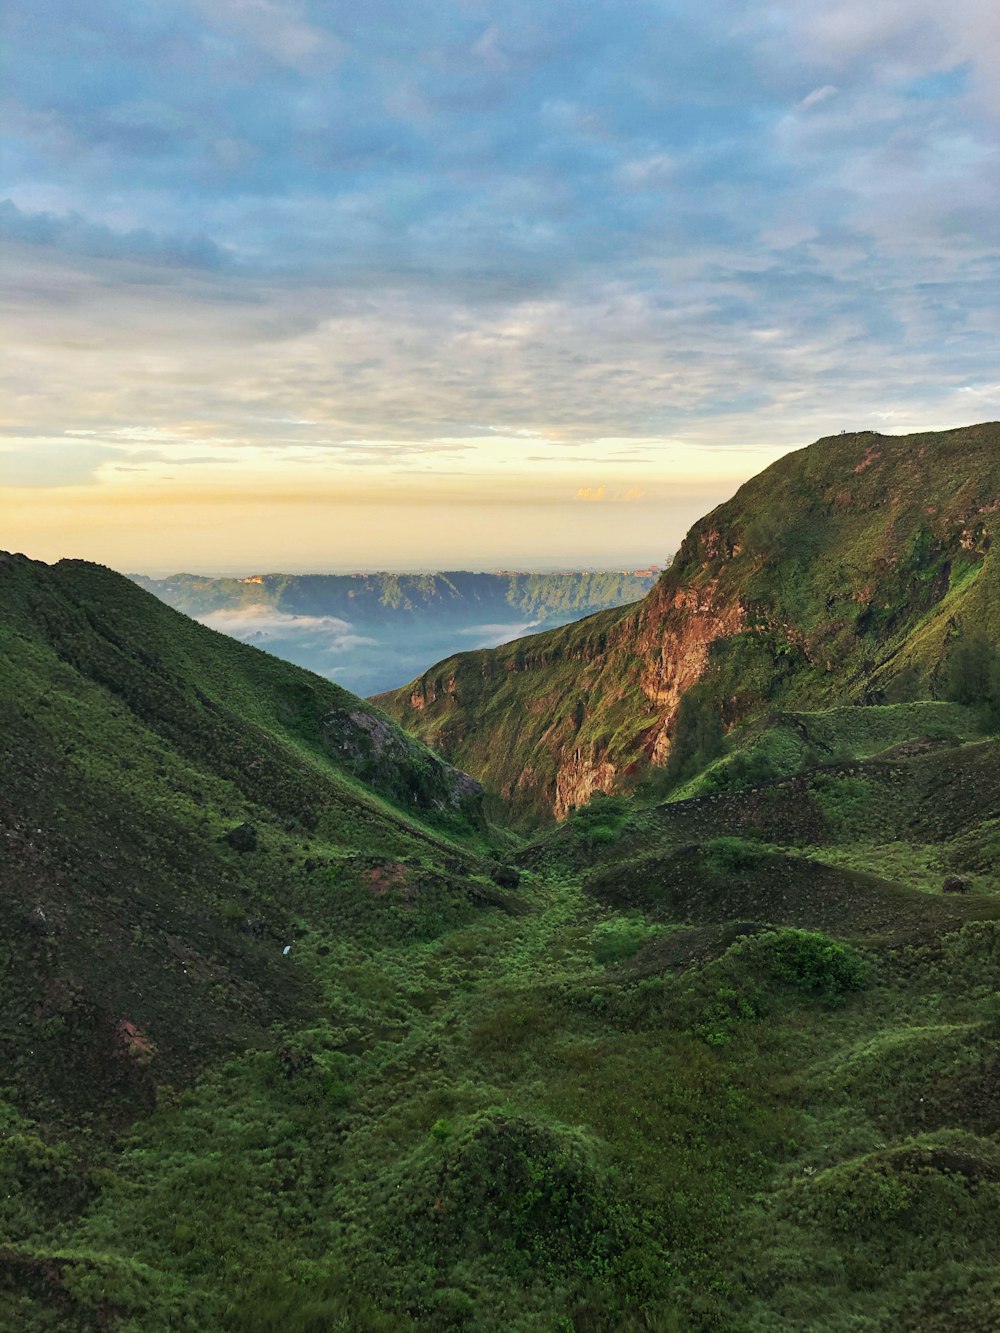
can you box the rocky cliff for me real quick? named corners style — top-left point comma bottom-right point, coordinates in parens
top-left (377, 423), bottom-right (1000, 818)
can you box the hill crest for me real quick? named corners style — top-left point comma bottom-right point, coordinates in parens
top-left (377, 422), bottom-right (1000, 817)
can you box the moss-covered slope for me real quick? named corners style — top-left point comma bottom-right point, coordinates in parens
top-left (377, 422), bottom-right (1000, 818)
top-left (0, 553), bottom-right (500, 1127)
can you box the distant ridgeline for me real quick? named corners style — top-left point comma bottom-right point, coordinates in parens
top-left (130, 569), bottom-right (662, 695)
top-left (131, 569), bottom-right (661, 625)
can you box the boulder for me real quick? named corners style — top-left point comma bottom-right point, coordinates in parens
top-left (491, 863), bottom-right (521, 890)
top-left (223, 822), bottom-right (258, 853)
top-left (942, 876), bottom-right (971, 894)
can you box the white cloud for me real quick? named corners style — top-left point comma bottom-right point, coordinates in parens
top-left (197, 605), bottom-right (377, 653)
top-left (192, 0), bottom-right (344, 72)
top-left (615, 153), bottom-right (675, 190)
top-left (799, 85), bottom-right (838, 110)
top-left (472, 25), bottom-right (509, 72)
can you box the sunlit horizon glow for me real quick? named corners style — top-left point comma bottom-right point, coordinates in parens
top-left (3, 2), bottom-right (999, 572)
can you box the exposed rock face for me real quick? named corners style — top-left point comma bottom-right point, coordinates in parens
top-left (633, 578), bottom-right (747, 765)
top-left (377, 424), bottom-right (1000, 819)
top-left (554, 753), bottom-right (617, 821)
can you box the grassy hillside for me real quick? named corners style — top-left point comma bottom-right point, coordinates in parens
top-left (4, 551), bottom-right (1000, 1329)
top-left (377, 423), bottom-right (1000, 819)
top-left (0, 553), bottom-right (499, 1120)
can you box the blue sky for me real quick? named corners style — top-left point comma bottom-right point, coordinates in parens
top-left (2, 0), bottom-right (999, 569)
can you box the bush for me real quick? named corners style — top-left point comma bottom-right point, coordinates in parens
top-left (692, 984), bottom-right (759, 1046)
top-left (705, 836), bottom-right (766, 876)
top-left (571, 794), bottom-right (631, 847)
top-left (810, 772), bottom-right (871, 828)
top-left (376, 1109), bottom-right (627, 1273)
top-left (948, 631), bottom-right (1000, 708)
top-left (702, 729), bottom-right (805, 793)
top-left (755, 929), bottom-right (867, 1000)
top-left (591, 916), bottom-right (656, 966)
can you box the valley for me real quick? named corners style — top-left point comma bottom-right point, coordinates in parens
top-left (3, 425), bottom-right (1000, 1331)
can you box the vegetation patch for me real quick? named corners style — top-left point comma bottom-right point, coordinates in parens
top-left (705, 835), bottom-right (767, 876)
top-left (590, 915), bottom-right (659, 966)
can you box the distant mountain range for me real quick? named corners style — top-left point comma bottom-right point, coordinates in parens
top-left (129, 568), bottom-right (661, 695)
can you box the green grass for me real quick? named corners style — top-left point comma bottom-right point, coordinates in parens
top-left (7, 505), bottom-right (1000, 1330)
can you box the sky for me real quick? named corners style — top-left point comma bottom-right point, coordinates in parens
top-left (2, 0), bottom-right (999, 572)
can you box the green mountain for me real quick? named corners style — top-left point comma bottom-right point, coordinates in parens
top-left (131, 569), bottom-right (661, 697)
top-left (0, 553), bottom-right (541, 1327)
top-left (5, 428), bottom-right (1000, 1333)
top-left (377, 423), bottom-right (1000, 818)
top-left (0, 552), bottom-right (498, 1121)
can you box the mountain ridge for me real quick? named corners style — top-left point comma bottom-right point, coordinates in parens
top-left (0, 550), bottom-right (498, 1127)
top-left (376, 422), bottom-right (1000, 817)
top-left (130, 568), bottom-right (661, 625)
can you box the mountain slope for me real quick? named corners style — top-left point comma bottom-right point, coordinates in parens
top-left (132, 568), bottom-right (659, 626)
top-left (377, 423), bottom-right (1000, 817)
top-left (5, 552), bottom-right (1000, 1330)
top-left (0, 552), bottom-right (497, 1126)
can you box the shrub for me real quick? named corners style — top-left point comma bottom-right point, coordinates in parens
top-left (948, 631), bottom-right (1000, 708)
top-left (810, 772), bottom-right (871, 828)
top-left (591, 916), bottom-right (656, 966)
top-left (693, 985), bottom-right (759, 1046)
top-left (571, 793), bottom-right (631, 847)
top-left (705, 836), bottom-right (765, 876)
top-left (377, 1109), bottom-right (627, 1273)
top-left (755, 929), bottom-right (867, 1000)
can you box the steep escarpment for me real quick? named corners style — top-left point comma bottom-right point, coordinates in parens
top-left (377, 422), bottom-right (1000, 817)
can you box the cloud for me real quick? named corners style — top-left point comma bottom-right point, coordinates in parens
top-left (457, 621), bottom-right (538, 641)
top-left (199, 605), bottom-right (351, 635)
top-left (615, 153), bottom-right (675, 190)
top-left (191, 0), bottom-right (344, 72)
top-left (0, 200), bottom-right (229, 270)
top-left (799, 85), bottom-right (838, 110)
top-left (3, 0), bottom-right (1000, 509)
top-left (472, 26), bottom-right (510, 73)
top-left (576, 485), bottom-right (607, 501)
top-left (197, 604), bottom-right (379, 652)
top-left (0, 442), bottom-right (123, 487)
